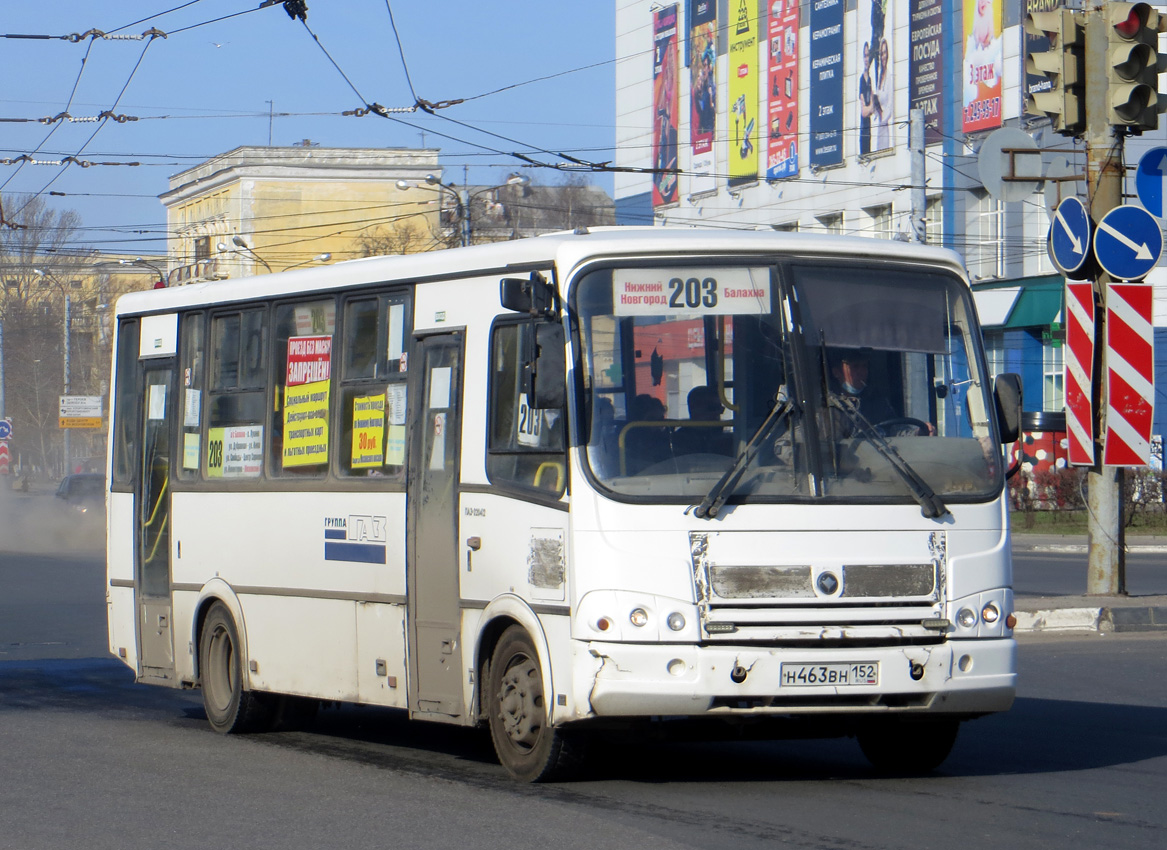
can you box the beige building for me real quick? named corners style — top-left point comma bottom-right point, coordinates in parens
top-left (160, 145), bottom-right (442, 283)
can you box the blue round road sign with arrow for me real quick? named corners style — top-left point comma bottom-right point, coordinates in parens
top-left (1048, 196), bottom-right (1092, 277)
top-left (1094, 205), bottom-right (1163, 281)
top-left (1135, 146), bottom-right (1167, 219)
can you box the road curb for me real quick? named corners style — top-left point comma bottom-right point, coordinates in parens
top-left (1027, 544), bottom-right (1167, 554)
top-left (1013, 605), bottom-right (1167, 633)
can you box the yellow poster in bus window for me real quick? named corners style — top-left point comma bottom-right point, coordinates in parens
top-left (283, 379), bottom-right (330, 467)
top-left (351, 393), bottom-right (385, 469)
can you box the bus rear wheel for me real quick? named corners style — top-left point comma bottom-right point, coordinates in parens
top-left (857, 718), bottom-right (960, 774)
top-left (486, 626), bottom-right (578, 782)
top-left (199, 602), bottom-right (270, 734)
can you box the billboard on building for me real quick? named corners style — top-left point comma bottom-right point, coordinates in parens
top-left (961, 0), bottom-right (1003, 133)
top-left (858, 0), bottom-right (894, 155)
top-left (652, 4), bottom-right (680, 209)
top-left (689, 0), bottom-right (717, 196)
top-left (909, 0), bottom-right (945, 145)
top-left (728, 0), bottom-right (759, 187)
top-left (809, 0), bottom-right (844, 168)
top-left (766, 0), bottom-right (799, 180)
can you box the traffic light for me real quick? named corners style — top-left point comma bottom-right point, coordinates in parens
top-left (1025, 9), bottom-right (1085, 135)
top-left (1107, 2), bottom-right (1167, 132)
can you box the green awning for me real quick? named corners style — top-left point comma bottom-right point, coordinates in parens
top-left (1004, 284), bottom-right (1063, 328)
top-left (972, 275), bottom-right (1064, 330)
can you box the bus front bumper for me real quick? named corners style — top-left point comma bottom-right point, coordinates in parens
top-left (572, 638), bottom-right (1016, 719)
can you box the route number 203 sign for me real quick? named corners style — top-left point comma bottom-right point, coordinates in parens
top-left (611, 267), bottom-right (772, 316)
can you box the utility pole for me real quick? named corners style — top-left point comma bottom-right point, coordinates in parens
top-left (63, 295), bottom-right (71, 477)
top-left (910, 108), bottom-right (926, 243)
top-left (1026, 2), bottom-right (1167, 595)
top-left (1083, 11), bottom-right (1129, 593)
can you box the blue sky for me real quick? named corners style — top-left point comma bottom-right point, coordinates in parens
top-left (2, 0), bottom-right (617, 254)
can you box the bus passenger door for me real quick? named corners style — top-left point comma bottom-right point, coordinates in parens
top-left (406, 332), bottom-right (465, 718)
top-left (137, 361), bottom-right (176, 683)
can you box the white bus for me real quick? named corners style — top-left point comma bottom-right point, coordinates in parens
top-left (106, 228), bottom-right (1022, 781)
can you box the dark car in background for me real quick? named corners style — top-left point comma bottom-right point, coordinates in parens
top-left (55, 473), bottom-right (105, 515)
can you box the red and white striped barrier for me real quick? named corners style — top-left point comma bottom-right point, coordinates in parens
top-left (1064, 282), bottom-right (1095, 465)
top-left (1103, 283), bottom-right (1155, 467)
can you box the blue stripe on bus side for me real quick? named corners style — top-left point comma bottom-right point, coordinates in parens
top-left (324, 541), bottom-right (387, 564)
top-left (324, 529), bottom-right (346, 540)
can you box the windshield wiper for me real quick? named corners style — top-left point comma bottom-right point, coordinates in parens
top-left (827, 393), bottom-right (949, 519)
top-left (693, 387), bottom-right (794, 519)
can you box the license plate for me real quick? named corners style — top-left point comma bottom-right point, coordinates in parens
top-left (780, 662), bottom-right (879, 687)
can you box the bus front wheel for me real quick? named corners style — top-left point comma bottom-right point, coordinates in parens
top-left (857, 718), bottom-right (960, 774)
top-left (199, 602), bottom-right (269, 734)
top-left (486, 626), bottom-right (578, 782)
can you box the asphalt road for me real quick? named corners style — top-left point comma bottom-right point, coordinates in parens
top-left (1012, 547), bottom-right (1167, 597)
top-left (2, 539), bottom-right (1167, 848)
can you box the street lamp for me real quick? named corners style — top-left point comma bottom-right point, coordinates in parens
top-left (397, 173), bottom-right (531, 247)
top-left (281, 252), bottom-right (331, 272)
top-left (219, 235), bottom-right (273, 273)
top-left (118, 257), bottom-right (166, 288)
top-left (34, 269), bottom-right (72, 474)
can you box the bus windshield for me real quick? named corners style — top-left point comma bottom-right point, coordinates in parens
top-left (574, 259), bottom-right (1000, 506)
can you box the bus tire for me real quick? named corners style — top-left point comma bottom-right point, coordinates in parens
top-left (857, 718), bottom-right (959, 774)
top-left (199, 602), bottom-right (270, 734)
top-left (486, 625), bottom-right (578, 782)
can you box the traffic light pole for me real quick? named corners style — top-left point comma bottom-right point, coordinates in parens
top-left (1083, 11), bottom-right (1126, 595)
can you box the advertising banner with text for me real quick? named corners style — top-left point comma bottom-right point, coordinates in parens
top-left (962, 0), bottom-right (1002, 133)
top-left (809, 0), bottom-right (844, 168)
top-left (909, 0), bottom-right (945, 145)
top-left (689, 0), bottom-right (718, 195)
top-left (728, 0), bottom-right (759, 187)
top-left (766, 0), bottom-right (800, 180)
top-left (652, 4), bottom-right (680, 208)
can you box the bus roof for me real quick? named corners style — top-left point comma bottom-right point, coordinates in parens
top-left (113, 227), bottom-right (968, 317)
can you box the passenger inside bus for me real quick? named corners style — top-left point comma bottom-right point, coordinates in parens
top-left (621, 393), bottom-right (670, 474)
top-left (672, 385), bottom-right (732, 456)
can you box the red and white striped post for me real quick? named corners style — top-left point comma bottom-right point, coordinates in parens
top-left (1103, 283), bottom-right (1155, 466)
top-left (1064, 282), bottom-right (1096, 465)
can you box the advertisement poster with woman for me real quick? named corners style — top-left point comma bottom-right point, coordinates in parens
top-left (689, 0), bottom-right (717, 196)
top-left (652, 5), bottom-right (679, 208)
top-left (962, 0), bottom-right (1003, 132)
top-left (857, 0), bottom-right (893, 155)
top-left (766, 0), bottom-right (799, 180)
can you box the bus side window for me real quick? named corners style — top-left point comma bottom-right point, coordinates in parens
top-left (177, 312), bottom-right (204, 481)
top-left (338, 292), bottom-right (411, 478)
top-left (486, 319), bottom-right (567, 495)
top-left (269, 299), bottom-right (335, 478)
top-left (111, 319), bottom-right (140, 489)
top-left (206, 308), bottom-right (267, 479)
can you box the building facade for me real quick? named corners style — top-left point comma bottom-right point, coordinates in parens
top-left (160, 145), bottom-right (443, 283)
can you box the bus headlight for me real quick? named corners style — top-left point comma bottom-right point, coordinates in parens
top-left (981, 603), bottom-right (1000, 624)
top-left (666, 612), bottom-right (686, 631)
top-left (956, 607), bottom-right (978, 629)
top-left (629, 608), bottom-right (648, 627)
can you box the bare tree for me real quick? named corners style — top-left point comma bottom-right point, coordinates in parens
top-left (0, 195), bottom-right (92, 478)
top-left (354, 220), bottom-right (433, 258)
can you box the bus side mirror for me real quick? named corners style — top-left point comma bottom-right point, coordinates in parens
top-left (501, 273), bottom-right (556, 318)
top-left (994, 373), bottom-right (1022, 444)
top-left (526, 322), bottom-right (566, 410)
